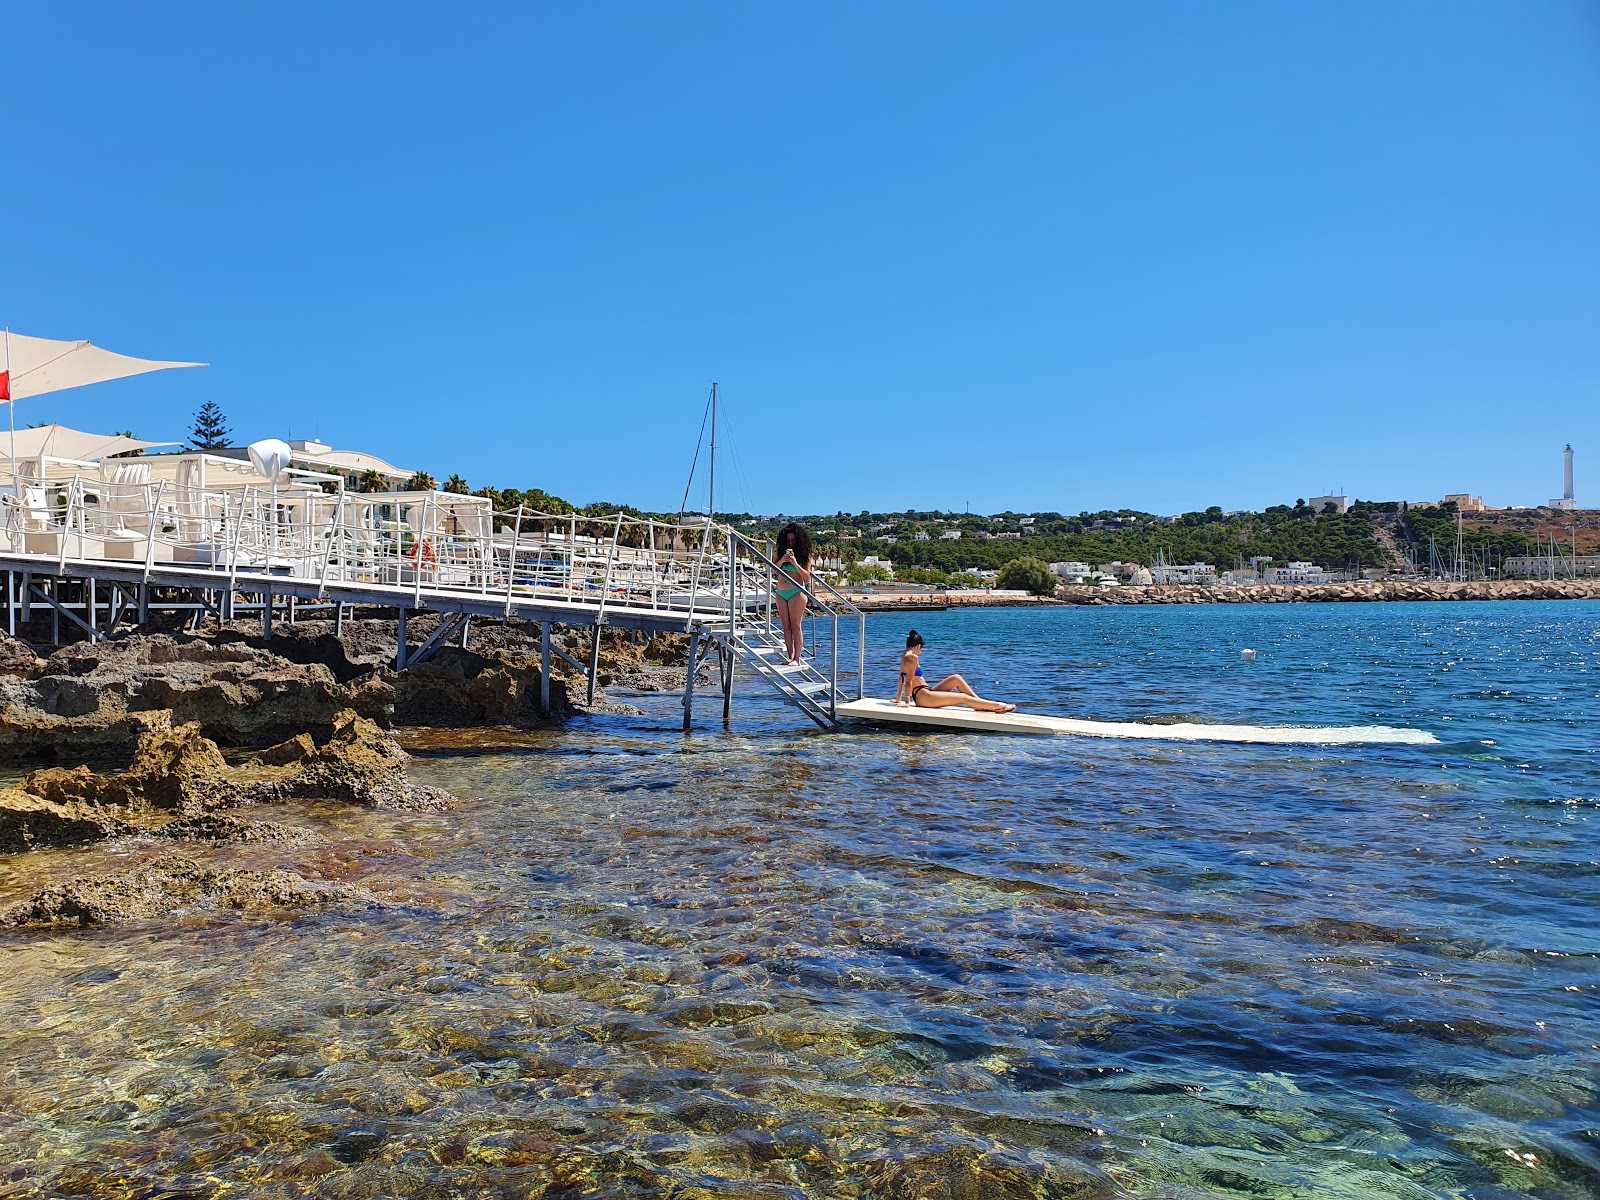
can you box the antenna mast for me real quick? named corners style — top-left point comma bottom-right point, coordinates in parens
top-left (709, 382), bottom-right (717, 522)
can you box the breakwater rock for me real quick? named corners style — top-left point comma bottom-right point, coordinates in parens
top-left (1055, 579), bottom-right (1600, 605)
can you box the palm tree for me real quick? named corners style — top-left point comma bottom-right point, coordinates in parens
top-left (357, 469), bottom-right (388, 493)
top-left (443, 473), bottom-right (470, 495)
top-left (405, 471), bottom-right (437, 492)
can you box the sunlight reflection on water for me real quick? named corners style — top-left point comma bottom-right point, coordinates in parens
top-left (0, 602), bottom-right (1596, 1197)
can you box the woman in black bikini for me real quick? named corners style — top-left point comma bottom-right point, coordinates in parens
top-left (895, 630), bottom-right (1016, 713)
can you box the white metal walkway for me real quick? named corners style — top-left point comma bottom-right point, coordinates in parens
top-left (0, 481), bottom-right (866, 728)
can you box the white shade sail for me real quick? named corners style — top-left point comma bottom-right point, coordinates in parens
top-left (2, 331), bottom-right (205, 400)
top-left (0, 424), bottom-right (177, 462)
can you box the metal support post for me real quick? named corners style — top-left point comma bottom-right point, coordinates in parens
top-left (139, 583), bottom-right (149, 626)
top-left (720, 641), bottom-right (733, 723)
top-left (5, 570), bottom-right (12, 637)
top-left (682, 628), bottom-right (701, 732)
top-left (88, 577), bottom-right (96, 637)
top-left (460, 615), bottom-right (471, 649)
top-left (397, 607), bottom-right (408, 670)
top-left (586, 622), bottom-right (603, 705)
top-left (20, 572), bottom-right (31, 624)
top-left (262, 589), bottom-right (272, 640)
top-left (540, 621), bottom-right (551, 716)
top-left (335, 601), bottom-right (344, 638)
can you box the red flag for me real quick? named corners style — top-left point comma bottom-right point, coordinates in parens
top-left (0, 371), bottom-right (8, 401)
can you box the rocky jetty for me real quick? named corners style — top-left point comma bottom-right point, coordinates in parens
top-left (1056, 578), bottom-right (1600, 605)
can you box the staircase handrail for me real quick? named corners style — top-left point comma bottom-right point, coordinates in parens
top-left (726, 529), bottom-right (863, 620)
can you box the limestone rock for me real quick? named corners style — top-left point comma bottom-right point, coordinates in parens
top-left (0, 785), bottom-right (126, 853)
top-left (250, 709), bottom-right (453, 811)
top-left (1, 855), bottom-right (365, 926)
top-left (0, 632), bottom-right (45, 678)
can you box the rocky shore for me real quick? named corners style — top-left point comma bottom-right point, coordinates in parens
top-left (0, 618), bottom-right (694, 927)
top-left (1055, 578), bottom-right (1600, 605)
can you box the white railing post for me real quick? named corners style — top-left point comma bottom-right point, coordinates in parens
top-left (413, 494), bottom-right (431, 608)
top-left (504, 504), bottom-right (524, 618)
top-left (227, 487), bottom-right (251, 602)
top-left (143, 480), bottom-right (166, 585)
top-left (592, 511), bottom-right (624, 626)
top-left (319, 487), bottom-right (344, 598)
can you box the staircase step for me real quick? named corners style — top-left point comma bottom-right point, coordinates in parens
top-left (794, 679), bottom-right (833, 695)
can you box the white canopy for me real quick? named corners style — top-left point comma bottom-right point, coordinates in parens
top-left (0, 424), bottom-right (177, 462)
top-left (2, 331), bottom-right (205, 400)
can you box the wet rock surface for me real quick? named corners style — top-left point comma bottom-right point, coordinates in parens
top-left (0, 634), bottom-right (359, 757)
top-left (0, 712), bottom-right (451, 857)
top-left (0, 854), bottom-right (369, 927)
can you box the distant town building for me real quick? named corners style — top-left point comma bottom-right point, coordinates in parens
top-left (1019, 517), bottom-right (1035, 526)
top-left (1220, 568), bottom-right (1261, 585)
top-left (939, 529), bottom-right (962, 540)
top-left (1051, 561), bottom-right (1092, 582)
top-left (1550, 443), bottom-right (1577, 510)
top-left (1150, 561), bottom-right (1218, 586)
top-left (1505, 553), bottom-right (1600, 578)
top-left (1443, 494), bottom-right (1487, 513)
top-left (1127, 566), bottom-right (1153, 585)
top-left (1263, 561), bottom-right (1326, 584)
top-left (1308, 495), bottom-right (1349, 515)
top-left (994, 531), bottom-right (1022, 540)
top-left (913, 530), bottom-right (930, 541)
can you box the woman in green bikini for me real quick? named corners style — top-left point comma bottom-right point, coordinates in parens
top-left (773, 522), bottom-right (812, 666)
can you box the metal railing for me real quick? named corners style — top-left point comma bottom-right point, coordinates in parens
top-left (0, 478), bottom-right (860, 640)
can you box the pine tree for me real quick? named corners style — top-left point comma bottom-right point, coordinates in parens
top-left (189, 402), bottom-right (232, 450)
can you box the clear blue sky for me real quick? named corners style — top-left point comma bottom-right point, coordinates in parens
top-left (5, 2), bottom-right (1598, 516)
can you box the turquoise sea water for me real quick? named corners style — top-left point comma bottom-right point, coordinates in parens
top-left (0, 601), bottom-right (1596, 1198)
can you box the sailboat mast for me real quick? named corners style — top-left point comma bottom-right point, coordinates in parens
top-left (708, 382), bottom-right (717, 522)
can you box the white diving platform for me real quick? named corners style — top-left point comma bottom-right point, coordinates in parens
top-left (835, 698), bottom-right (1439, 745)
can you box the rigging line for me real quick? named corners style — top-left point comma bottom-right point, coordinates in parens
top-left (713, 392), bottom-right (757, 519)
top-left (677, 385), bottom-right (714, 522)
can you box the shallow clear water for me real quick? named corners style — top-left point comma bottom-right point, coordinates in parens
top-left (1, 602), bottom-right (1597, 1198)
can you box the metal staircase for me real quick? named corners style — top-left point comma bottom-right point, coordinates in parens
top-left (721, 621), bottom-right (845, 728)
top-left (679, 530), bottom-right (867, 730)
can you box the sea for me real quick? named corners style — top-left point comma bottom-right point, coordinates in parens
top-left (0, 601), bottom-right (1596, 1199)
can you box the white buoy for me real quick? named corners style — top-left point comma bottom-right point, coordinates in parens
top-left (1241, 648), bottom-right (1257, 662)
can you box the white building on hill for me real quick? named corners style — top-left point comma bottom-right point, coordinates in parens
top-left (1264, 561), bottom-right (1325, 584)
top-left (1150, 561), bottom-right (1218, 586)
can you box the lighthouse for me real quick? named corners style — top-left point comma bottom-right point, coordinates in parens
top-left (1551, 444), bottom-right (1577, 510)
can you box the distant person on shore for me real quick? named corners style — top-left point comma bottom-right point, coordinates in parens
top-left (773, 522), bottom-right (813, 666)
top-left (896, 630), bottom-right (1016, 712)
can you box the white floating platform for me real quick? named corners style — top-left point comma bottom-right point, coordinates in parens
top-left (835, 698), bottom-right (1438, 745)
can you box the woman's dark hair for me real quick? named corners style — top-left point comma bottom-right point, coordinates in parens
top-left (906, 630), bottom-right (924, 648)
top-left (777, 522), bottom-right (813, 566)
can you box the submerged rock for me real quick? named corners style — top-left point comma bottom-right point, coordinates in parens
top-left (0, 854), bottom-right (366, 927)
top-left (0, 712), bottom-right (450, 854)
top-left (247, 709), bottom-right (453, 811)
